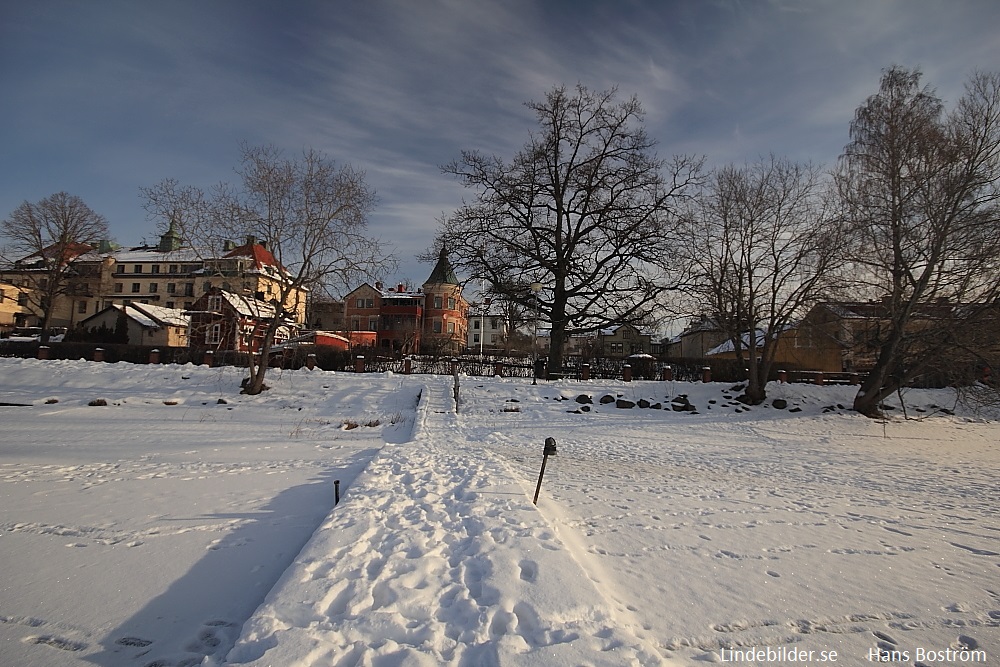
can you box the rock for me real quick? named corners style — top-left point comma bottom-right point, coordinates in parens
top-left (217, 398), bottom-right (228, 404)
top-left (638, 399), bottom-right (650, 409)
top-left (580, 405), bottom-right (591, 412)
top-left (616, 399), bottom-right (636, 409)
top-left (599, 394), bottom-right (616, 404)
top-left (576, 394), bottom-right (593, 404)
top-left (651, 403), bottom-right (662, 410)
top-left (788, 407), bottom-right (802, 413)
top-left (45, 398), bottom-right (59, 404)
top-left (89, 398), bottom-right (108, 406)
top-left (772, 398), bottom-right (788, 410)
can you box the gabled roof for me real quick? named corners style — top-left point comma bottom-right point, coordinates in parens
top-left (81, 303), bottom-right (189, 330)
top-left (223, 240), bottom-right (283, 272)
top-left (18, 242), bottom-right (94, 267)
top-left (217, 290), bottom-right (277, 319)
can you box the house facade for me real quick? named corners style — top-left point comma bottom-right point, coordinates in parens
top-left (466, 306), bottom-right (507, 353)
top-left (0, 281), bottom-right (33, 333)
top-left (338, 250), bottom-right (469, 355)
top-left (77, 303), bottom-right (190, 348)
top-left (1, 226), bottom-right (307, 331)
top-left (595, 324), bottom-right (652, 358)
top-left (187, 289), bottom-right (291, 355)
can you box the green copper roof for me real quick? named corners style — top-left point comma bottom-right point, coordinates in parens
top-left (424, 247), bottom-right (459, 285)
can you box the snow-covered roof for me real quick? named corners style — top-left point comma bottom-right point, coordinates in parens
top-left (219, 290), bottom-right (277, 319)
top-left (129, 303), bottom-right (189, 327)
top-left (90, 303), bottom-right (190, 329)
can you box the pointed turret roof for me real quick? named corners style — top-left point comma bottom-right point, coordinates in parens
top-left (424, 247), bottom-right (458, 285)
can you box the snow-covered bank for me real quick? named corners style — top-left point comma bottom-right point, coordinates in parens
top-left (0, 359), bottom-right (997, 666)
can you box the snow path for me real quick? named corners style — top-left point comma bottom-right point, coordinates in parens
top-left (224, 377), bottom-right (670, 666)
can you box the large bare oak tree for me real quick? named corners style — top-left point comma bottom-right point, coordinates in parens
top-left (434, 84), bottom-right (702, 374)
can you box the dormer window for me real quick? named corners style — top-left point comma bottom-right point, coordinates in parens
top-left (207, 295), bottom-right (223, 312)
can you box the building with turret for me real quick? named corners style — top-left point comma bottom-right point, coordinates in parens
top-left (337, 249), bottom-right (469, 355)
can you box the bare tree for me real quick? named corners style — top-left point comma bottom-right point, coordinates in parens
top-left (678, 156), bottom-right (842, 403)
top-left (837, 67), bottom-right (1000, 416)
top-left (433, 84), bottom-right (703, 375)
top-left (0, 192), bottom-right (110, 342)
top-left (143, 144), bottom-right (392, 394)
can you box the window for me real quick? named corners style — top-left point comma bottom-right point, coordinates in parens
top-left (77, 301), bottom-right (87, 314)
top-left (207, 295), bottom-right (223, 311)
top-left (133, 265), bottom-right (142, 273)
top-left (365, 298), bottom-right (375, 308)
top-left (491, 318), bottom-right (499, 330)
top-left (447, 322), bottom-right (455, 334)
top-left (448, 297), bottom-right (456, 309)
top-left (131, 283), bottom-right (141, 293)
top-left (206, 323), bottom-right (222, 345)
top-left (166, 283), bottom-right (176, 294)
top-left (623, 328), bottom-right (632, 339)
top-left (115, 264), bottom-right (125, 274)
top-left (491, 334), bottom-right (498, 343)
top-left (114, 283), bottom-right (123, 293)
top-left (169, 264), bottom-right (178, 274)
top-left (368, 318), bottom-right (378, 330)
top-left (351, 319), bottom-right (360, 330)
top-left (434, 296), bottom-right (442, 308)
top-left (165, 301), bottom-right (174, 309)
top-left (473, 333), bottom-right (480, 343)
top-left (473, 320), bottom-right (480, 329)
top-left (17, 293), bottom-right (28, 306)
top-left (433, 320), bottom-right (442, 333)
top-left (151, 265), bottom-right (160, 274)
top-left (148, 283), bottom-right (158, 293)
top-left (203, 281), bottom-right (212, 293)
top-left (355, 298), bottom-right (364, 308)
top-left (184, 301), bottom-right (193, 309)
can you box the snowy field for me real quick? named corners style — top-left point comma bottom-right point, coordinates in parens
top-left (0, 358), bottom-right (997, 667)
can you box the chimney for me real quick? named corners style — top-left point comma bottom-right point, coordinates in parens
top-left (246, 235), bottom-right (256, 246)
top-left (375, 281), bottom-right (384, 291)
top-left (397, 283), bottom-right (405, 293)
top-left (223, 240), bottom-right (236, 251)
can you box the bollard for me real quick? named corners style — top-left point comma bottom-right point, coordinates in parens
top-left (662, 365), bottom-right (673, 382)
top-left (93, 348), bottom-right (105, 362)
top-left (334, 479), bottom-right (341, 505)
top-left (149, 349), bottom-right (160, 364)
top-left (37, 345), bottom-right (50, 360)
top-left (815, 371), bottom-right (825, 386)
top-left (404, 357), bottom-right (412, 375)
top-left (622, 364), bottom-right (632, 383)
top-left (581, 363), bottom-right (590, 381)
top-left (778, 369), bottom-right (787, 384)
top-left (494, 360), bottom-right (504, 377)
top-left (306, 353), bottom-right (316, 370)
top-left (203, 350), bottom-right (214, 366)
top-left (702, 366), bottom-right (712, 383)
top-left (354, 355), bottom-right (365, 373)
top-left (850, 373), bottom-right (860, 385)
top-left (532, 437), bottom-right (558, 505)
top-left (450, 357), bottom-right (459, 376)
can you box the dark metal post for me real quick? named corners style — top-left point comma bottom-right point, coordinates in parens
top-left (532, 437), bottom-right (558, 505)
top-left (334, 479), bottom-right (341, 505)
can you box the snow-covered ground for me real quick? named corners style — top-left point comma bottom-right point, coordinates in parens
top-left (0, 358), bottom-right (997, 667)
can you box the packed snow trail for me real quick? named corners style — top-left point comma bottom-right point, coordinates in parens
top-left (223, 376), bottom-right (672, 666)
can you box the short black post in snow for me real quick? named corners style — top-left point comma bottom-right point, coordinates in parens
top-left (334, 479), bottom-right (341, 505)
top-left (532, 437), bottom-right (558, 506)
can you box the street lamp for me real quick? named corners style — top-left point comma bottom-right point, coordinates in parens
top-left (530, 281), bottom-right (542, 385)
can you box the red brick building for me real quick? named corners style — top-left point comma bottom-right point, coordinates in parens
top-left (339, 250), bottom-right (468, 355)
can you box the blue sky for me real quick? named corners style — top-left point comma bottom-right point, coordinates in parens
top-left (2, 0), bottom-right (998, 289)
